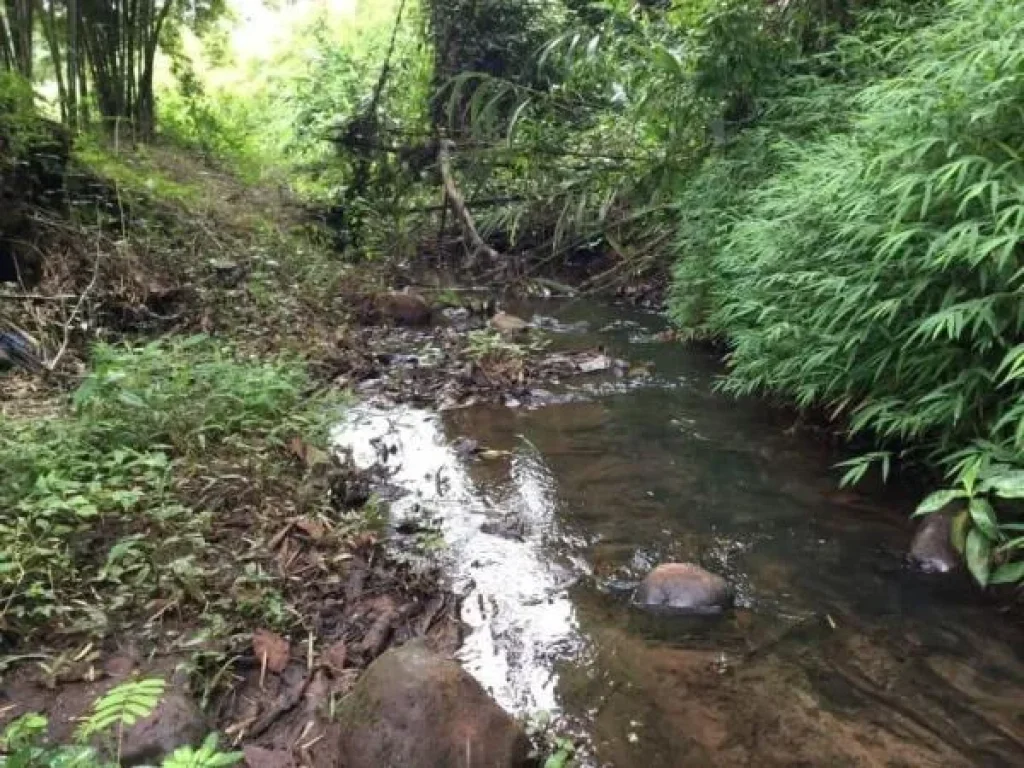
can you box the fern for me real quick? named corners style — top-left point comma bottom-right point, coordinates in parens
top-left (161, 735), bottom-right (242, 768)
top-left (0, 686), bottom-right (239, 768)
top-left (78, 678), bottom-right (166, 743)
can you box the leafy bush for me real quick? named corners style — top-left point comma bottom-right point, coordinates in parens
top-left (0, 338), bottom-right (337, 635)
top-left (669, 0), bottom-right (1024, 582)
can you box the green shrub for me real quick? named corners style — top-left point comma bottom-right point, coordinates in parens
top-left (669, 0), bottom-right (1024, 582)
top-left (73, 337), bottom-right (325, 455)
top-left (0, 338), bottom-right (338, 635)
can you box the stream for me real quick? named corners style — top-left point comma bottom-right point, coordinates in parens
top-left (332, 300), bottom-right (1024, 767)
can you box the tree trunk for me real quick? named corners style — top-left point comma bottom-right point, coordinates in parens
top-left (136, 0), bottom-right (173, 139)
top-left (0, 10), bottom-right (15, 70)
top-left (66, 0), bottom-right (79, 130)
top-left (2, 0), bottom-right (33, 77)
top-left (36, 0), bottom-right (68, 125)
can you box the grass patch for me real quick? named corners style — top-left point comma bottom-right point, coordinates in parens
top-left (74, 140), bottom-right (202, 205)
top-left (0, 337), bottom-right (342, 641)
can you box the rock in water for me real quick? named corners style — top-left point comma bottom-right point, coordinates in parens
top-left (490, 312), bottom-right (529, 336)
top-left (119, 692), bottom-right (207, 766)
top-left (376, 291), bottom-right (432, 326)
top-left (335, 642), bottom-right (531, 768)
top-left (908, 514), bottom-right (960, 574)
top-left (634, 563), bottom-right (734, 613)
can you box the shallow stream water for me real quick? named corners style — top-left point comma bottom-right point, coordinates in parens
top-left (333, 300), bottom-right (1024, 767)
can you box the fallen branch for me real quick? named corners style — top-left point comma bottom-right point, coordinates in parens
top-left (0, 293), bottom-right (79, 301)
top-left (438, 139), bottom-right (502, 266)
top-left (46, 234), bottom-right (101, 372)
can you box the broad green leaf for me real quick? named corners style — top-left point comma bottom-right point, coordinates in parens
top-left (968, 497), bottom-right (1000, 540)
top-left (950, 514), bottom-right (966, 557)
top-left (913, 489), bottom-right (966, 517)
top-left (989, 560), bottom-right (1024, 585)
top-left (981, 471), bottom-right (1024, 499)
top-left (966, 529), bottom-right (992, 586)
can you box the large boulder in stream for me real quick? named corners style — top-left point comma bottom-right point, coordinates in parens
top-left (334, 642), bottom-right (532, 768)
top-left (634, 563), bottom-right (734, 614)
top-left (908, 513), bottom-right (961, 574)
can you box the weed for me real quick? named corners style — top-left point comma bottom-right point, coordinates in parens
top-left (0, 338), bottom-right (341, 638)
top-left (0, 678), bottom-right (242, 768)
top-left (466, 329), bottom-right (546, 365)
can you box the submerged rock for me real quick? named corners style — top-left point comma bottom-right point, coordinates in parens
top-left (490, 312), bottom-right (529, 336)
top-left (908, 514), bottom-right (961, 574)
top-left (334, 642), bottom-right (531, 768)
top-left (119, 691), bottom-right (207, 766)
top-left (376, 290), bottom-right (432, 326)
top-left (480, 519), bottom-right (526, 541)
top-left (634, 563), bottom-right (734, 613)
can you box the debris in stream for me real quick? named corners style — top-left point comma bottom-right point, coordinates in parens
top-left (323, 314), bottom-right (636, 411)
top-left (480, 519), bottom-right (527, 542)
top-left (490, 311), bottom-right (530, 336)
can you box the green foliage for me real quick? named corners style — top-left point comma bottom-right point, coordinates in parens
top-left (913, 450), bottom-right (1024, 586)
top-left (0, 339), bottom-right (338, 635)
top-left (0, 681), bottom-right (241, 768)
top-left (666, 0), bottom-right (1024, 582)
top-left (525, 710), bottom-right (578, 768)
top-left (465, 329), bottom-right (546, 364)
top-left (154, 0), bottom-right (432, 197)
top-left (78, 679), bottom-right (166, 740)
top-left (73, 337), bottom-right (324, 455)
top-left (161, 735), bottom-right (243, 768)
top-left (74, 139), bottom-right (201, 203)
top-left (0, 71), bottom-right (44, 157)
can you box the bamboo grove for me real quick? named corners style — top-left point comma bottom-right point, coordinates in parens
top-left (0, 0), bottom-right (222, 136)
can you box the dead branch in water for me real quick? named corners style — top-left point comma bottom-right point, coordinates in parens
top-left (438, 139), bottom-right (502, 267)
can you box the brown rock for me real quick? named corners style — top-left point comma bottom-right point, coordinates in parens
top-left (335, 642), bottom-right (531, 768)
top-left (489, 312), bottom-right (529, 336)
top-left (908, 514), bottom-right (960, 574)
top-left (119, 692), bottom-right (207, 766)
top-left (376, 291), bottom-right (432, 326)
top-left (634, 563), bottom-right (734, 613)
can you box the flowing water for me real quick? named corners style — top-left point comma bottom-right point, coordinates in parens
top-left (332, 300), bottom-right (1024, 767)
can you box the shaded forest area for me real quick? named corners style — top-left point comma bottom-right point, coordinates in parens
top-left (2, 0), bottom-right (1024, 765)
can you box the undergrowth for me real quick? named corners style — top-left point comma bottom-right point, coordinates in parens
top-left (668, 0), bottom-right (1024, 584)
top-left (1, 677), bottom-right (242, 768)
top-left (0, 338), bottom-right (340, 639)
